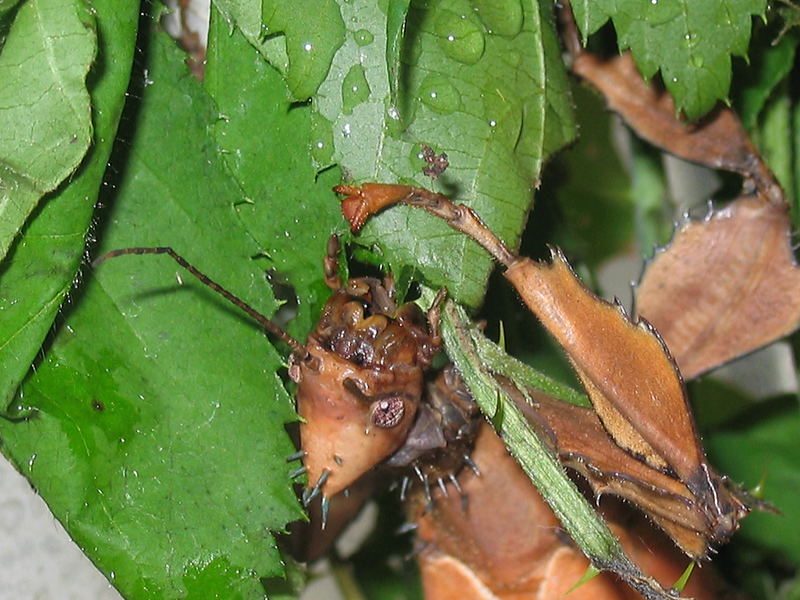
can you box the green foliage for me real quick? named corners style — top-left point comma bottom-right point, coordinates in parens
top-left (0, 0), bottom-right (96, 259)
top-left (571, 0), bottom-right (767, 119)
top-left (0, 0), bottom-right (797, 599)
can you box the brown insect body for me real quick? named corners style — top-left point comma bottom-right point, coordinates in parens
top-left (293, 244), bottom-right (443, 500)
top-left (95, 238), bottom-right (443, 507)
top-left (385, 364), bottom-right (482, 497)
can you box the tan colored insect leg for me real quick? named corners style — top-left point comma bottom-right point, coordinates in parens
top-left (323, 234), bottom-right (342, 291)
top-left (335, 184), bottom-right (517, 267)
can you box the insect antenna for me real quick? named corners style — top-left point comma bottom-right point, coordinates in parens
top-left (93, 247), bottom-right (308, 359)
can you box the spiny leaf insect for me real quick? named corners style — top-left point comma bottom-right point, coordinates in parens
top-left (93, 234), bottom-right (457, 532)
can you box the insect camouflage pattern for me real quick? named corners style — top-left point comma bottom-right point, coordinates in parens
top-left (94, 32), bottom-right (800, 600)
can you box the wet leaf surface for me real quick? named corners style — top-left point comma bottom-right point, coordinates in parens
top-left (0, 0), bottom-right (96, 259)
top-left (571, 0), bottom-right (766, 119)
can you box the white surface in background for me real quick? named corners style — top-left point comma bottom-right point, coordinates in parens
top-left (0, 456), bottom-right (123, 600)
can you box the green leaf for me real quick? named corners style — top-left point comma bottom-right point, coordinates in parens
top-left (707, 400), bottom-right (800, 564)
top-left (260, 0), bottom-right (346, 100)
top-left (0, 0), bottom-right (136, 411)
top-left (311, 0), bottom-right (576, 307)
top-left (795, 92), bottom-right (800, 222)
top-left (2, 21), bottom-right (303, 600)
top-left (0, 0), bottom-right (23, 28)
top-left (212, 0), bottom-right (346, 101)
top-left (203, 6), bottom-right (344, 338)
top-left (0, 0), bottom-right (96, 260)
top-left (571, 0), bottom-right (767, 119)
top-left (735, 29), bottom-right (799, 129)
top-left (757, 85), bottom-right (795, 203)
top-left (550, 85), bottom-right (635, 268)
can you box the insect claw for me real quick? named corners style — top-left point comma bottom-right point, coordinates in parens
top-left (449, 474), bottom-right (468, 511)
top-left (463, 454), bottom-right (481, 477)
top-left (395, 521), bottom-right (418, 535)
top-left (437, 477), bottom-right (448, 498)
top-left (289, 465), bottom-right (307, 479)
top-left (285, 450), bottom-right (307, 462)
top-left (303, 469), bottom-right (330, 507)
top-left (400, 476), bottom-right (411, 501)
top-left (320, 496), bottom-right (330, 531)
top-left (406, 540), bottom-right (429, 561)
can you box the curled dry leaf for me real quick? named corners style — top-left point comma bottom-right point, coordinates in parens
top-left (636, 196), bottom-right (800, 379)
top-left (514, 381), bottom-right (732, 560)
top-left (571, 52), bottom-right (781, 203)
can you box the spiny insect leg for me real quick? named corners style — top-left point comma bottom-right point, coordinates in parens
top-left (449, 473), bottom-right (468, 511)
top-left (399, 476), bottom-right (411, 502)
top-left (302, 469), bottom-right (330, 507)
top-left (414, 465), bottom-right (433, 507)
top-left (320, 496), bottom-right (330, 531)
top-left (289, 466), bottom-right (307, 479)
top-left (286, 450), bottom-right (307, 462)
top-left (395, 521), bottom-right (418, 535)
top-left (463, 454), bottom-right (481, 477)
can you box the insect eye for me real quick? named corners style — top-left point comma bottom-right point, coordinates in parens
top-left (370, 395), bottom-right (406, 428)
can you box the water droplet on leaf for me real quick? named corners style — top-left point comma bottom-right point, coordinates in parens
top-left (419, 74), bottom-right (461, 114)
top-left (310, 111), bottom-right (334, 168)
top-left (354, 28), bottom-right (374, 46)
top-left (434, 5), bottom-right (485, 64)
top-left (470, 0), bottom-right (523, 37)
top-left (341, 64), bottom-right (371, 114)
